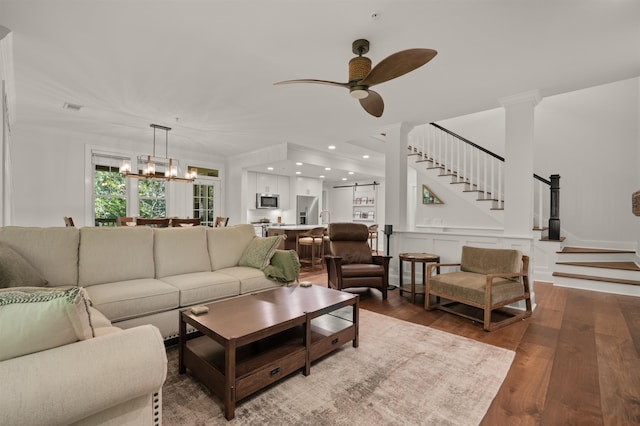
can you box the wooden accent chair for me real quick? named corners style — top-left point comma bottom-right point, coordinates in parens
top-left (324, 222), bottom-right (391, 300)
top-left (214, 216), bottom-right (229, 227)
top-left (63, 217), bottom-right (75, 227)
top-left (171, 218), bottom-right (201, 227)
top-left (425, 245), bottom-right (532, 331)
top-left (135, 218), bottom-right (170, 228)
top-left (296, 226), bottom-right (325, 270)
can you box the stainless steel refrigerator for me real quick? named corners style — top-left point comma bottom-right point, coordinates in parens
top-left (296, 195), bottom-right (318, 225)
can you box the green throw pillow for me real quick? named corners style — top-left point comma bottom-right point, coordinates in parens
top-left (0, 286), bottom-right (94, 361)
top-left (239, 235), bottom-right (284, 270)
top-left (0, 242), bottom-right (48, 288)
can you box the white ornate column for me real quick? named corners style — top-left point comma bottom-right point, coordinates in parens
top-left (499, 90), bottom-right (541, 236)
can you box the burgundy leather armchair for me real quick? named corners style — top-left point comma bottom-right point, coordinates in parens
top-left (324, 222), bottom-right (391, 300)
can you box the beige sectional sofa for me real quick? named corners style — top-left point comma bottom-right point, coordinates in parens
top-left (0, 223), bottom-right (294, 338)
top-left (0, 224), bottom-right (296, 425)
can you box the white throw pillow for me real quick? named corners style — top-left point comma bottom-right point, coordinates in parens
top-left (0, 286), bottom-right (95, 361)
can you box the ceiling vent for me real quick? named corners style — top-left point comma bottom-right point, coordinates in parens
top-left (63, 102), bottom-right (83, 111)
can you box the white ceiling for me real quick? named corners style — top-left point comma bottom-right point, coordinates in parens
top-left (1, 0), bottom-right (639, 182)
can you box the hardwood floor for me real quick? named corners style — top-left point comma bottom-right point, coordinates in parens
top-left (299, 266), bottom-right (640, 425)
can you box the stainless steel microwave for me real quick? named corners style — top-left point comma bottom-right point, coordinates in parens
top-left (256, 193), bottom-right (280, 209)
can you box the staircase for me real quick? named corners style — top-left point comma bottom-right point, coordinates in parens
top-left (409, 123), bottom-right (640, 297)
top-left (552, 247), bottom-right (640, 295)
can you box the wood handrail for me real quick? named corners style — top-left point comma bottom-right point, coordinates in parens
top-left (430, 122), bottom-right (550, 186)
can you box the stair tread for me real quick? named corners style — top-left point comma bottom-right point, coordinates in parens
top-left (556, 261), bottom-right (640, 271)
top-left (540, 236), bottom-right (566, 242)
top-left (552, 272), bottom-right (640, 286)
top-left (559, 246), bottom-right (635, 254)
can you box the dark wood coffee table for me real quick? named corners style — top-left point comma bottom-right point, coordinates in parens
top-left (179, 284), bottom-right (359, 420)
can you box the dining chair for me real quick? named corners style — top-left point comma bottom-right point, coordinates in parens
top-left (214, 216), bottom-right (229, 227)
top-left (116, 217), bottom-right (134, 226)
top-left (136, 218), bottom-right (170, 228)
top-left (171, 218), bottom-right (201, 227)
top-left (63, 216), bottom-right (75, 227)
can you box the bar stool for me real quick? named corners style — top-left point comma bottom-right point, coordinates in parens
top-left (296, 227), bottom-right (325, 270)
top-left (368, 224), bottom-right (379, 254)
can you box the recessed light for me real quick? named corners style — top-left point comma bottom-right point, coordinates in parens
top-left (295, 162), bottom-right (303, 166)
top-left (320, 175), bottom-right (325, 178)
top-left (348, 171), bottom-right (354, 175)
top-left (267, 167), bottom-right (274, 171)
top-left (341, 177), bottom-right (347, 181)
top-left (325, 167), bottom-right (331, 171)
top-left (295, 171), bottom-right (301, 175)
top-left (328, 145), bottom-right (336, 150)
top-left (362, 154), bottom-right (370, 159)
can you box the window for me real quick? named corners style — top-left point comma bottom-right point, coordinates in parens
top-left (94, 165), bottom-right (126, 226)
top-left (193, 183), bottom-right (215, 226)
top-left (139, 179), bottom-right (166, 218)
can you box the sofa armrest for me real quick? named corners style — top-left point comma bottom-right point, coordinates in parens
top-left (0, 324), bottom-right (167, 426)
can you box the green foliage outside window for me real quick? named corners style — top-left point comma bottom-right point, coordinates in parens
top-left (95, 169), bottom-right (126, 222)
top-left (139, 179), bottom-right (166, 218)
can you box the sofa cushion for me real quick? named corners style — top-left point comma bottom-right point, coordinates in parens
top-left (79, 227), bottom-right (155, 287)
top-left (0, 227), bottom-right (79, 287)
top-left (84, 278), bottom-right (179, 322)
top-left (207, 224), bottom-right (256, 271)
top-left (0, 242), bottom-right (48, 288)
top-left (153, 227), bottom-right (211, 278)
top-left (217, 266), bottom-right (282, 294)
top-left (0, 286), bottom-right (94, 361)
top-left (159, 271), bottom-right (240, 306)
top-left (460, 246), bottom-right (522, 278)
top-left (238, 235), bottom-right (284, 270)
top-left (429, 271), bottom-right (524, 306)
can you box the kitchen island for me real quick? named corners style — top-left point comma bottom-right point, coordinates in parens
top-left (267, 225), bottom-right (327, 251)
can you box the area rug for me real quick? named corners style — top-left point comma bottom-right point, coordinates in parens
top-left (162, 309), bottom-right (514, 425)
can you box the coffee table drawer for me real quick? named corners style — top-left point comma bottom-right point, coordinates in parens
top-left (309, 325), bottom-right (356, 362)
top-left (236, 348), bottom-right (306, 400)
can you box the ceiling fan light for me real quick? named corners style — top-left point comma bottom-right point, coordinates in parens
top-left (350, 88), bottom-right (369, 99)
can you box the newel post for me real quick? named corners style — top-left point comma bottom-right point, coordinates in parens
top-left (548, 174), bottom-right (561, 240)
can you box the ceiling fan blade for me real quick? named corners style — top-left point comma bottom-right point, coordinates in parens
top-left (360, 49), bottom-right (437, 87)
top-left (274, 79), bottom-right (349, 88)
top-left (360, 90), bottom-right (384, 117)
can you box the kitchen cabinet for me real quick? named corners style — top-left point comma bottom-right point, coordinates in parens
top-left (295, 176), bottom-right (322, 197)
top-left (247, 172), bottom-right (290, 210)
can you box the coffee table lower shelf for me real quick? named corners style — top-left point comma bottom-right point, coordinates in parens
top-left (180, 311), bottom-right (357, 420)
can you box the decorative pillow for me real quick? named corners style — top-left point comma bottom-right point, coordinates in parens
top-left (0, 286), bottom-right (94, 361)
top-left (0, 242), bottom-right (48, 288)
top-left (238, 235), bottom-right (284, 270)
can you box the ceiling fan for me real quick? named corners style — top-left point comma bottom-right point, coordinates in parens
top-left (274, 39), bottom-right (437, 117)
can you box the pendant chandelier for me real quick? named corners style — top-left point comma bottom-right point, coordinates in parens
top-left (119, 124), bottom-right (197, 183)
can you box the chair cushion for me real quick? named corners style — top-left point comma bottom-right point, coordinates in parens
top-left (217, 266), bottom-right (282, 294)
top-left (460, 246), bottom-right (522, 278)
top-left (153, 227), bottom-right (211, 278)
top-left (84, 278), bottom-right (179, 322)
top-left (159, 271), bottom-right (240, 306)
top-left (79, 227), bottom-right (155, 287)
top-left (340, 263), bottom-right (385, 278)
top-left (430, 272), bottom-right (524, 306)
top-left (0, 242), bottom-right (48, 288)
top-left (0, 227), bottom-right (80, 287)
top-left (207, 224), bottom-right (256, 271)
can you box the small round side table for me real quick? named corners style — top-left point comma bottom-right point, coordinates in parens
top-left (398, 253), bottom-right (440, 303)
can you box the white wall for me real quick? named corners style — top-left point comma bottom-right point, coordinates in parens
top-left (437, 77), bottom-right (640, 249)
top-left (10, 124), bottom-right (224, 227)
